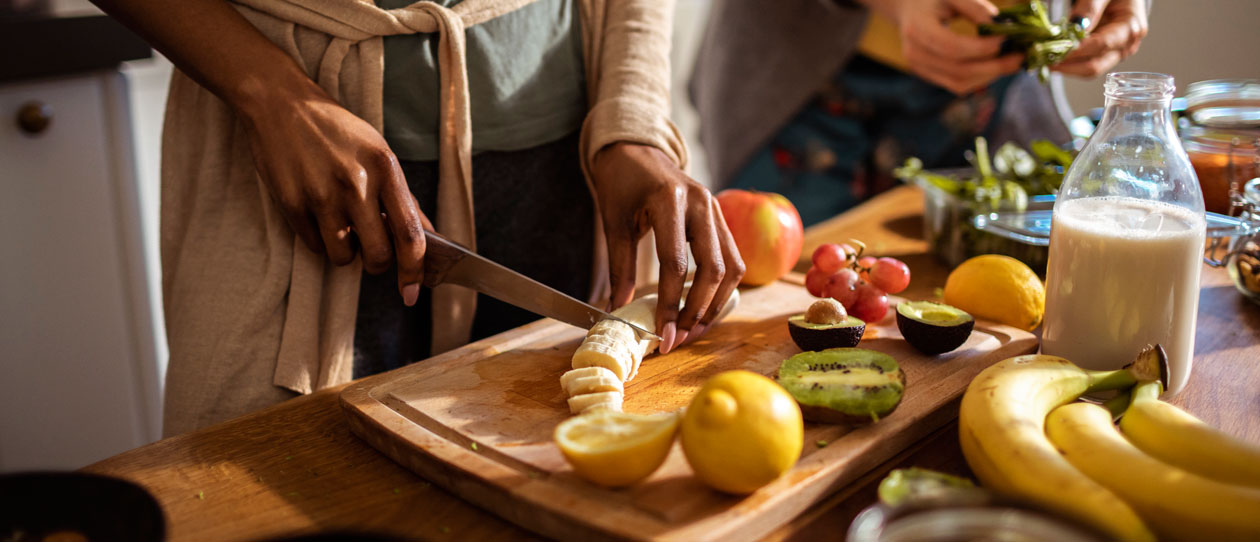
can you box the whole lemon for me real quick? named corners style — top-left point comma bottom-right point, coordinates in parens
top-left (680, 370), bottom-right (804, 494)
top-left (944, 255), bottom-right (1045, 331)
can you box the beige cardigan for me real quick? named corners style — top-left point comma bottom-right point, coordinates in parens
top-left (160, 0), bottom-right (686, 436)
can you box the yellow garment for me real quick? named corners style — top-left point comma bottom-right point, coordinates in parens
top-left (160, 0), bottom-right (686, 435)
top-left (857, 1), bottom-right (1016, 71)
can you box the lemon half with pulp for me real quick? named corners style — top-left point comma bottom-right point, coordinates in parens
top-left (554, 410), bottom-right (679, 487)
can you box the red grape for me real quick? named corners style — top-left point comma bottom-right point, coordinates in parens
top-left (857, 256), bottom-right (877, 281)
top-left (868, 257), bottom-right (911, 294)
top-left (837, 243), bottom-right (858, 263)
top-left (805, 267), bottom-right (831, 297)
top-left (849, 282), bottom-right (889, 323)
top-left (811, 243), bottom-right (846, 274)
top-left (826, 268), bottom-right (861, 308)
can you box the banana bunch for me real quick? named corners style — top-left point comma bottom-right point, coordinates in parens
top-left (959, 352), bottom-right (1158, 541)
top-left (961, 346), bottom-right (1260, 541)
top-left (561, 290), bottom-right (739, 414)
top-left (1118, 380), bottom-right (1260, 488)
top-left (1047, 401), bottom-right (1260, 540)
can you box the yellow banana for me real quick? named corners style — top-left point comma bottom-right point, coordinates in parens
top-left (1047, 402), bottom-right (1260, 541)
top-left (959, 353), bottom-right (1160, 542)
top-left (1119, 380), bottom-right (1260, 488)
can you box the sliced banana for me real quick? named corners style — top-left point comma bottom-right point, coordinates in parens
top-left (561, 370), bottom-right (624, 396)
top-left (559, 367), bottom-right (619, 389)
top-left (567, 391), bottom-right (623, 414)
top-left (560, 290), bottom-right (740, 419)
top-left (572, 341), bottom-right (635, 382)
top-left (588, 320), bottom-right (637, 343)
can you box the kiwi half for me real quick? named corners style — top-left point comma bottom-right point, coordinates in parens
top-left (896, 301), bottom-right (975, 355)
top-left (788, 314), bottom-right (866, 351)
top-left (776, 348), bottom-right (906, 424)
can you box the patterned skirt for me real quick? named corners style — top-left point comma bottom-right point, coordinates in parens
top-left (728, 55), bottom-right (1016, 226)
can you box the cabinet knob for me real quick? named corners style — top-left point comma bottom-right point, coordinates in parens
top-left (17, 101), bottom-right (53, 135)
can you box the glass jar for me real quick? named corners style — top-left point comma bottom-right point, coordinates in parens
top-left (1181, 79), bottom-right (1260, 215)
top-left (1042, 72), bottom-right (1205, 396)
top-left (1227, 178), bottom-right (1260, 302)
top-left (847, 492), bottom-right (1105, 542)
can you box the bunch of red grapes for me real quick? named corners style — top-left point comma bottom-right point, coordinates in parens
top-left (805, 241), bottom-right (911, 323)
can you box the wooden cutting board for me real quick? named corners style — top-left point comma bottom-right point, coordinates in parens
top-left (340, 276), bottom-right (1037, 541)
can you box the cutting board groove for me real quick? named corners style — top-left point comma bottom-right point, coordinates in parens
top-left (341, 277), bottom-right (1037, 541)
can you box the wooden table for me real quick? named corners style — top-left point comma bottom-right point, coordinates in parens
top-left (84, 185), bottom-right (1260, 542)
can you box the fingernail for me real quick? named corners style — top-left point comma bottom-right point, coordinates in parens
top-left (673, 330), bottom-right (690, 351)
top-left (403, 283), bottom-right (419, 307)
top-left (690, 323), bottom-right (708, 340)
top-left (659, 322), bottom-right (677, 354)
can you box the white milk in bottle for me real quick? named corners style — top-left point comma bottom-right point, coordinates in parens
top-left (1041, 197), bottom-right (1204, 394)
top-left (1041, 72), bottom-right (1205, 395)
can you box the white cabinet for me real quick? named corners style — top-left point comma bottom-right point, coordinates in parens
top-left (0, 71), bottom-right (162, 470)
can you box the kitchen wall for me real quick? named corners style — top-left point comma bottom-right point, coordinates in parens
top-left (1060, 0), bottom-right (1260, 112)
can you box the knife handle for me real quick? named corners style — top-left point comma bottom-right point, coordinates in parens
top-left (421, 231), bottom-right (467, 289)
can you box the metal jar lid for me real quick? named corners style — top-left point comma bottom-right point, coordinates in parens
top-left (1185, 79), bottom-right (1260, 129)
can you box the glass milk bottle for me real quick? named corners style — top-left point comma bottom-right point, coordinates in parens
top-left (1042, 72), bottom-right (1205, 396)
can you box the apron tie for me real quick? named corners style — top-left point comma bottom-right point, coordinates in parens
top-left (396, 2), bottom-right (478, 354)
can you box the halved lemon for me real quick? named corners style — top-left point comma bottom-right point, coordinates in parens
top-left (554, 410), bottom-right (680, 487)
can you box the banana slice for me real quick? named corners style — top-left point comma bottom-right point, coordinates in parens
top-left (560, 367), bottom-right (618, 389)
top-left (561, 368), bottom-right (624, 396)
top-left (588, 320), bottom-right (637, 343)
top-left (567, 391), bottom-right (623, 414)
top-left (572, 341), bottom-right (635, 382)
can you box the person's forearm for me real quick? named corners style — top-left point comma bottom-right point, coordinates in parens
top-left (91, 0), bottom-right (319, 117)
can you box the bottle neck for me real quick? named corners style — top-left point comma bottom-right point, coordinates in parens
top-left (1098, 96), bottom-right (1176, 137)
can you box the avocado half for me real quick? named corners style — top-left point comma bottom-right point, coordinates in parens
top-left (788, 314), bottom-right (866, 351)
top-left (896, 301), bottom-right (975, 355)
top-left (776, 348), bottom-right (906, 425)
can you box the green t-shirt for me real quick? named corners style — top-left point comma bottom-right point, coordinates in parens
top-left (378, 0), bottom-right (586, 161)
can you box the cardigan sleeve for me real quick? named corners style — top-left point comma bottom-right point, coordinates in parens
top-left (578, 0), bottom-right (688, 175)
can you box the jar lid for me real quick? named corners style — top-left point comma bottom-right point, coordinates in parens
top-left (1181, 123), bottom-right (1260, 154)
top-left (1186, 79), bottom-right (1260, 129)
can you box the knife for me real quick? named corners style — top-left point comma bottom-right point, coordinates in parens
top-left (421, 230), bottom-right (661, 341)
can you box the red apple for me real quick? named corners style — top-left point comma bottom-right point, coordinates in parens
top-left (715, 189), bottom-right (804, 286)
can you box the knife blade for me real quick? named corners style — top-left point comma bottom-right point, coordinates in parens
top-left (421, 231), bottom-right (661, 341)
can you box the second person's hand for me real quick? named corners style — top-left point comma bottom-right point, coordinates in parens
top-left (863, 0), bottom-right (1025, 95)
top-left (1053, 0), bottom-right (1148, 77)
top-left (237, 77), bottom-right (432, 306)
top-left (590, 142), bottom-right (745, 354)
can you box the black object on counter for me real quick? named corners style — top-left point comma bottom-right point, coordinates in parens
top-left (0, 471), bottom-right (165, 542)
